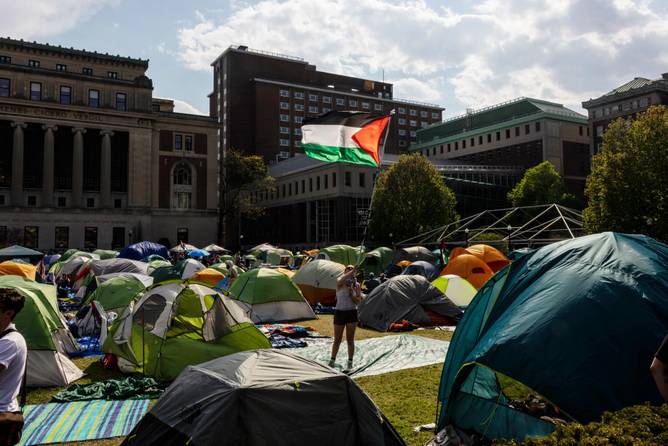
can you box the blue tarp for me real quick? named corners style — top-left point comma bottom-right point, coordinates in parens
top-left (118, 241), bottom-right (168, 261)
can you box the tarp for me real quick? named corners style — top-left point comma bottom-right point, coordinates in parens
top-left (437, 232), bottom-right (668, 441)
top-left (0, 245), bottom-right (42, 259)
top-left (358, 275), bottom-right (463, 331)
top-left (317, 244), bottom-right (364, 266)
top-left (295, 334), bottom-right (450, 377)
top-left (292, 259), bottom-right (344, 306)
top-left (118, 242), bottom-right (169, 262)
top-left (0, 261), bottom-right (37, 280)
top-left (122, 349), bottom-right (406, 446)
top-left (52, 377), bottom-right (166, 402)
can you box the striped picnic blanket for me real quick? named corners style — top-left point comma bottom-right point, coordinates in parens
top-left (19, 399), bottom-right (150, 445)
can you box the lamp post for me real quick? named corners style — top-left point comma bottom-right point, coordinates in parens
top-left (464, 228), bottom-right (469, 247)
top-left (239, 234), bottom-right (244, 252)
top-left (389, 232), bottom-right (393, 248)
top-left (507, 224), bottom-right (512, 252)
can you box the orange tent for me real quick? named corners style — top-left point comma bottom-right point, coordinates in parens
top-left (397, 260), bottom-right (412, 269)
top-left (0, 261), bottom-right (37, 280)
top-left (190, 268), bottom-right (225, 287)
top-left (463, 244), bottom-right (510, 272)
top-left (440, 254), bottom-right (493, 289)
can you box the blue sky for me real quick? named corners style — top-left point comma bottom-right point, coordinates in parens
top-left (3, 0), bottom-right (668, 116)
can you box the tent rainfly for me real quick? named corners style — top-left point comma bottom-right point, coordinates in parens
top-left (292, 259), bottom-right (345, 306)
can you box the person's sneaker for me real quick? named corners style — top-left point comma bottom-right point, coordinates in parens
top-left (346, 359), bottom-right (353, 371)
top-left (328, 358), bottom-right (336, 368)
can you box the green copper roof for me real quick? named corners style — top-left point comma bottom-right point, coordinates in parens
top-left (603, 77), bottom-right (654, 96)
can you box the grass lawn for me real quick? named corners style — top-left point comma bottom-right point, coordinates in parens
top-left (27, 315), bottom-right (453, 446)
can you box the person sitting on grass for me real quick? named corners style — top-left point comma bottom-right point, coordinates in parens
top-left (329, 265), bottom-right (362, 371)
top-left (650, 333), bottom-right (668, 403)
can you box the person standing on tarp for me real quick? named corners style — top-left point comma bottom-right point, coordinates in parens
top-left (651, 334), bottom-right (668, 402)
top-left (329, 265), bottom-right (362, 371)
top-left (0, 289), bottom-right (27, 446)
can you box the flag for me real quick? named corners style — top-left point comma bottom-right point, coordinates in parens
top-left (301, 111), bottom-right (390, 167)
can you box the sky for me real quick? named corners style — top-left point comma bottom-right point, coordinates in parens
top-left (2, 0), bottom-right (667, 117)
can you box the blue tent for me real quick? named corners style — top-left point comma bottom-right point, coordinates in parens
top-left (118, 241), bottom-right (169, 262)
top-left (437, 232), bottom-right (668, 441)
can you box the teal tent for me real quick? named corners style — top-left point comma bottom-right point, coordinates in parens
top-left (437, 232), bottom-right (668, 441)
top-left (360, 247), bottom-right (393, 275)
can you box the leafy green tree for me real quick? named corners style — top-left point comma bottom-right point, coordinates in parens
top-left (507, 160), bottom-right (577, 207)
top-left (584, 105), bottom-right (668, 241)
top-left (369, 154), bottom-right (458, 244)
top-left (221, 149), bottom-right (276, 220)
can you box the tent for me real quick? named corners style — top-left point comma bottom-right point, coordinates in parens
top-left (90, 258), bottom-right (150, 276)
top-left (103, 282), bottom-right (270, 380)
top-left (92, 249), bottom-right (119, 260)
top-left (118, 241), bottom-right (168, 261)
top-left (150, 259), bottom-right (205, 284)
top-left (0, 261), bottom-right (37, 280)
top-left (440, 253), bottom-right (493, 289)
top-left (275, 267), bottom-right (295, 278)
top-left (0, 276), bottom-right (84, 386)
top-left (122, 349), bottom-right (405, 446)
top-left (292, 259), bottom-right (344, 306)
top-left (147, 259), bottom-right (172, 273)
top-left (83, 274), bottom-right (152, 313)
top-left (56, 252), bottom-right (99, 276)
top-left (249, 243), bottom-right (276, 256)
top-left (437, 232), bottom-right (668, 441)
top-left (431, 275), bottom-right (478, 307)
top-left (263, 247), bottom-right (294, 266)
top-left (451, 244), bottom-right (510, 272)
top-left (316, 245), bottom-right (364, 266)
top-left (190, 268), bottom-right (225, 287)
top-left (393, 246), bottom-right (435, 264)
top-left (169, 243), bottom-right (197, 253)
top-left (203, 244), bottom-right (229, 254)
top-left (402, 260), bottom-right (439, 281)
top-left (0, 245), bottom-right (43, 261)
top-left (358, 275), bottom-right (463, 331)
top-left (508, 247), bottom-right (534, 261)
top-left (361, 247), bottom-right (393, 276)
top-left (228, 268), bottom-right (316, 323)
top-left (187, 249), bottom-right (210, 258)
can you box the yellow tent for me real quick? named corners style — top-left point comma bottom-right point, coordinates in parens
top-left (0, 261), bottom-right (37, 280)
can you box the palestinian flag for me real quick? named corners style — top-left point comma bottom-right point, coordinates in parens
top-left (301, 111), bottom-right (390, 167)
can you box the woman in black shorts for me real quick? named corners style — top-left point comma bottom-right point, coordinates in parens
top-left (329, 265), bottom-right (361, 371)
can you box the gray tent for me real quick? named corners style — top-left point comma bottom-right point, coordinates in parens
top-left (358, 275), bottom-right (463, 331)
top-left (122, 349), bottom-right (405, 446)
top-left (0, 245), bottom-right (43, 261)
top-left (89, 258), bottom-right (149, 276)
top-left (393, 246), bottom-right (435, 264)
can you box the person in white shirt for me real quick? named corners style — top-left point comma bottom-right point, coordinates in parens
top-left (329, 265), bottom-right (362, 371)
top-left (0, 288), bottom-right (27, 446)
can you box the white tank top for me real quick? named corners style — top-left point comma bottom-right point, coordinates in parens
top-left (335, 285), bottom-right (358, 311)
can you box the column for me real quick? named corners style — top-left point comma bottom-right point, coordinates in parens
top-left (10, 122), bottom-right (26, 206)
top-left (71, 127), bottom-right (86, 208)
top-left (42, 124), bottom-right (57, 207)
top-left (100, 130), bottom-right (114, 208)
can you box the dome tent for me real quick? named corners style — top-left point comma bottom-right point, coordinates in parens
top-left (0, 261), bottom-right (37, 280)
top-left (361, 247), bottom-right (394, 276)
top-left (150, 259), bottom-right (205, 284)
top-left (0, 276), bottom-right (83, 386)
top-left (431, 275), bottom-right (478, 307)
top-left (358, 275), bottom-right (463, 332)
top-left (440, 253), bottom-right (493, 289)
top-left (393, 246), bottom-right (435, 264)
top-left (118, 241), bottom-right (168, 261)
top-left (103, 282), bottom-right (270, 380)
top-left (83, 274), bottom-right (153, 313)
top-left (437, 233), bottom-right (668, 441)
top-left (316, 244), bottom-right (364, 266)
top-left (401, 260), bottom-right (439, 281)
top-left (121, 349), bottom-right (405, 446)
top-left (292, 259), bottom-right (344, 306)
top-left (450, 244), bottom-right (510, 273)
top-left (228, 268), bottom-right (316, 323)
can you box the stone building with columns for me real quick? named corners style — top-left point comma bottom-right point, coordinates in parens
top-left (0, 38), bottom-right (218, 250)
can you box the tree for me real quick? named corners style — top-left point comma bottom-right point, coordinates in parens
top-left (507, 160), bottom-right (577, 207)
top-left (369, 154), bottom-right (458, 244)
top-left (584, 105), bottom-right (668, 241)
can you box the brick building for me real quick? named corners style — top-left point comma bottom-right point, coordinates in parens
top-left (0, 37), bottom-right (218, 250)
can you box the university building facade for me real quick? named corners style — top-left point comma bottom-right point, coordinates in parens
top-left (0, 38), bottom-right (218, 251)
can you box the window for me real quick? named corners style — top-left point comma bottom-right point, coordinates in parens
top-left (535, 122), bottom-right (541, 132)
top-left (288, 183), bottom-right (292, 196)
top-left (279, 138), bottom-right (289, 146)
top-left (30, 82), bottom-right (41, 100)
top-left (281, 184), bottom-right (285, 197)
top-left (114, 198), bottom-right (122, 208)
top-left (359, 173), bottom-right (366, 188)
top-left (316, 176), bottom-right (320, 190)
top-left (323, 96), bottom-right (331, 103)
top-left (174, 134), bottom-right (183, 150)
top-left (112, 227), bottom-right (125, 249)
top-left (0, 56), bottom-right (10, 64)
top-left (173, 164), bottom-right (193, 209)
top-left (27, 196), bottom-right (37, 206)
top-left (398, 118), bottom-right (406, 125)
top-left (349, 100), bottom-right (357, 107)
top-left (336, 98), bottom-right (345, 106)
top-left (301, 180), bottom-right (305, 193)
top-left (362, 102), bottom-right (370, 109)
top-left (447, 143), bottom-right (451, 152)
top-left (421, 121), bottom-right (428, 128)
top-left (345, 171), bottom-right (351, 186)
top-left (28, 60), bottom-right (40, 68)
top-left (57, 197), bottom-right (66, 207)
top-left (280, 102), bottom-right (289, 110)
top-left (515, 127), bottom-right (520, 136)
top-left (107, 71), bottom-right (118, 79)
top-left (116, 92), bottom-right (127, 111)
top-left (86, 197), bottom-right (95, 208)
top-left (471, 138), bottom-right (475, 147)
top-left (184, 135), bottom-right (193, 151)
top-left (420, 111), bottom-right (428, 118)
top-left (24, 226), bottom-right (38, 249)
top-left (294, 116), bottom-right (303, 124)
top-left (409, 109), bottom-right (417, 116)
top-left (374, 104), bottom-right (383, 111)
top-left (280, 126), bottom-right (289, 134)
top-left (294, 128), bottom-right (302, 136)
top-left (294, 103), bottom-right (304, 111)
top-left (280, 89), bottom-right (290, 97)
top-left (89, 89), bottom-right (100, 107)
top-left (309, 94), bottom-right (318, 101)
top-left (495, 131), bottom-right (500, 141)
top-left (596, 126), bottom-right (603, 137)
top-left (55, 227), bottom-right (69, 250)
top-left (82, 67), bottom-right (93, 76)
top-left (0, 78), bottom-right (9, 97)
top-left (431, 112), bottom-right (439, 119)
top-left (324, 175), bottom-right (328, 189)
top-left (308, 106), bottom-right (318, 113)
top-left (332, 172), bottom-right (336, 187)
top-left (56, 64), bottom-right (67, 72)
top-left (294, 92), bottom-right (304, 99)
top-left (579, 126), bottom-right (583, 136)
top-left (309, 178), bottom-right (313, 192)
top-left (455, 141), bottom-right (459, 150)
top-left (487, 134), bottom-right (492, 143)
top-left (398, 129), bottom-right (406, 136)
top-left (525, 124), bottom-right (530, 134)
top-left (505, 129), bottom-right (511, 138)
top-left (322, 107), bottom-right (331, 113)
top-left (432, 147), bottom-right (436, 155)
top-left (84, 227), bottom-right (98, 249)
top-left (462, 139), bottom-right (466, 149)
top-left (617, 104), bottom-right (622, 112)
top-left (398, 107), bottom-right (406, 114)
top-left (294, 140), bottom-right (302, 148)
top-left (409, 120), bottom-right (417, 127)
top-left (478, 135), bottom-right (483, 145)
top-left (59, 86), bottom-right (71, 105)
top-left (410, 130), bottom-right (416, 137)
top-left (399, 140), bottom-right (407, 147)
top-left (280, 114), bottom-right (290, 122)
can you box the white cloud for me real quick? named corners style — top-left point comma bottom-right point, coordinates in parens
top-left (172, 99), bottom-right (206, 115)
top-left (177, 0), bottom-right (668, 115)
top-left (0, 0), bottom-right (120, 39)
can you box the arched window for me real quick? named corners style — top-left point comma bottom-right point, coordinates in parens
top-left (172, 163), bottom-right (193, 209)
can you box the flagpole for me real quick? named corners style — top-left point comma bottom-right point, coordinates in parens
top-left (359, 110), bottom-right (394, 257)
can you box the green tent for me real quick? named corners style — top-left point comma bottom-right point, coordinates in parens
top-left (103, 282), bottom-right (270, 380)
top-left (145, 254), bottom-right (168, 262)
top-left (361, 247), bottom-right (393, 275)
top-left (263, 247), bottom-right (294, 266)
top-left (0, 276), bottom-right (84, 386)
top-left (83, 275), bottom-right (152, 313)
top-left (437, 232), bottom-right (668, 441)
top-left (147, 259), bottom-right (172, 272)
top-left (229, 268), bottom-right (315, 323)
top-left (317, 244), bottom-right (365, 266)
top-left (93, 249), bottom-right (119, 260)
top-left (150, 259), bottom-right (205, 284)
